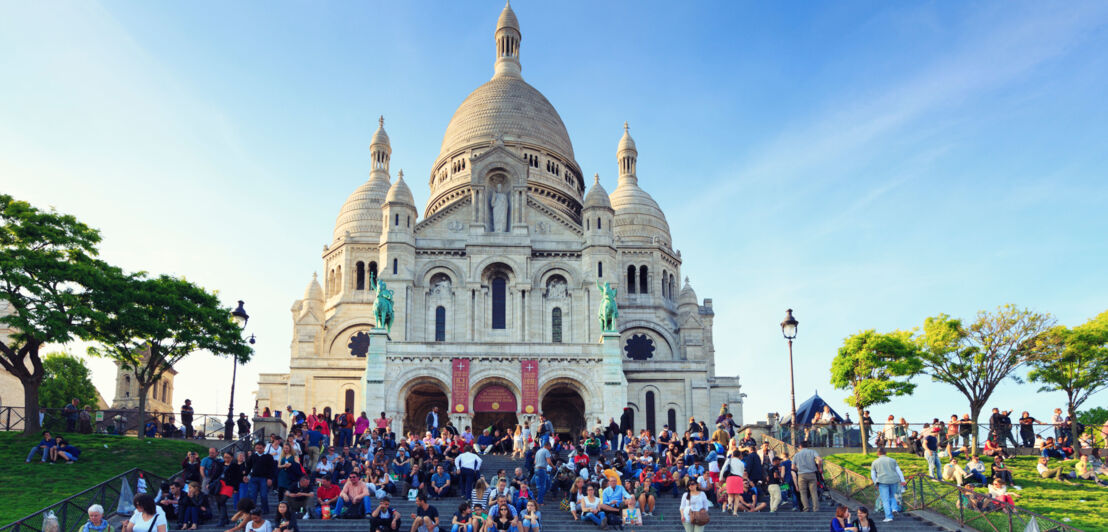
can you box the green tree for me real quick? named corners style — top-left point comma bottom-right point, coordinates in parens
top-left (830, 329), bottom-right (923, 455)
top-left (1077, 406), bottom-right (1108, 428)
top-left (1028, 310), bottom-right (1108, 447)
top-left (917, 304), bottom-right (1054, 449)
top-left (87, 272), bottom-right (252, 437)
top-left (0, 195), bottom-right (107, 434)
top-left (39, 352), bottom-right (100, 410)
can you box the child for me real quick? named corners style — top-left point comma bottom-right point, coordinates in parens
top-left (520, 500), bottom-right (541, 532)
top-left (621, 497), bottom-right (642, 526)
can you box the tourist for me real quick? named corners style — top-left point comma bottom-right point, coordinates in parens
top-left (64, 398), bottom-right (79, 431)
top-left (449, 502), bottom-right (473, 532)
top-left (179, 481), bottom-right (208, 530)
top-left (284, 477), bottom-right (315, 517)
top-left (532, 441), bottom-right (552, 505)
top-left (336, 472), bottom-right (371, 517)
top-left (793, 440), bottom-right (822, 513)
top-left (181, 451), bottom-right (202, 484)
top-left (621, 496), bottom-right (642, 527)
top-left (982, 438), bottom-right (1009, 459)
top-left (25, 430), bottom-right (54, 463)
top-left (355, 412), bottom-right (370, 444)
top-left (181, 399), bottom-right (194, 439)
top-left (634, 476), bottom-right (656, 516)
top-left (53, 438), bottom-right (81, 463)
top-left (958, 414), bottom-right (973, 448)
top-left (243, 509), bottom-right (271, 532)
top-left (1036, 456), bottom-right (1072, 483)
top-left (679, 481), bottom-right (710, 532)
top-left (80, 405), bottom-right (94, 434)
top-left (124, 494), bottom-right (168, 532)
top-left (200, 448), bottom-right (222, 495)
top-left (410, 494), bottom-right (440, 532)
top-left (1017, 411), bottom-right (1037, 448)
top-left (1075, 454), bottom-right (1108, 486)
top-left (990, 456), bottom-right (1014, 487)
top-left (155, 483), bottom-right (181, 522)
top-left (869, 448), bottom-right (904, 523)
top-left (81, 504), bottom-right (110, 532)
top-left (830, 504), bottom-right (856, 532)
top-left (1041, 437), bottom-right (1066, 460)
top-left (314, 477), bottom-right (340, 519)
top-left (964, 455), bottom-right (987, 485)
top-left (456, 445), bottom-right (482, 498)
top-left (430, 465), bottom-right (451, 500)
top-left (852, 506), bottom-right (877, 532)
top-left (273, 501), bottom-right (298, 532)
top-left (520, 499), bottom-right (542, 531)
top-left (922, 424), bottom-right (940, 479)
top-left (369, 497), bottom-right (401, 532)
top-left (941, 458), bottom-right (968, 486)
top-left (721, 450), bottom-right (745, 514)
top-left (988, 478), bottom-right (1017, 508)
top-left (244, 442), bottom-right (276, 514)
top-left (237, 414), bottom-right (251, 440)
top-left (276, 443), bottom-right (300, 502)
top-left (1051, 408), bottom-right (1065, 441)
top-left (735, 481), bottom-right (767, 512)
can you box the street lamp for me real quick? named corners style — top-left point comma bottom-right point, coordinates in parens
top-left (226, 301), bottom-right (254, 441)
top-left (780, 309), bottom-right (799, 447)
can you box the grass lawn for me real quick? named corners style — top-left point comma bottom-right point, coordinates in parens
top-left (825, 452), bottom-right (1108, 531)
top-left (0, 432), bottom-right (206, 526)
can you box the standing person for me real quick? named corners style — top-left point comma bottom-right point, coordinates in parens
top-left (922, 424), bottom-right (940, 479)
top-left (1051, 408), bottom-right (1065, 441)
top-left (355, 412), bottom-right (370, 444)
top-left (619, 407), bottom-right (633, 450)
top-left (376, 412), bottom-right (392, 438)
top-left (80, 504), bottom-right (110, 532)
top-left (605, 418), bottom-right (620, 453)
top-left (244, 442), bottom-right (276, 514)
top-left (721, 450), bottom-right (745, 515)
top-left (792, 440), bottom-right (822, 513)
top-left (1018, 412), bottom-right (1037, 448)
top-left (861, 411), bottom-right (874, 447)
top-left (425, 406), bottom-right (440, 436)
top-left (766, 456), bottom-right (784, 512)
top-left (79, 405), bottom-right (94, 434)
top-left (64, 398), bottom-right (80, 432)
top-left (531, 441), bottom-right (552, 506)
top-left (456, 445), bottom-right (482, 501)
top-left (237, 414), bottom-right (251, 440)
top-left (181, 400), bottom-right (195, 439)
top-left (679, 480), bottom-right (709, 532)
top-left (869, 448), bottom-right (905, 523)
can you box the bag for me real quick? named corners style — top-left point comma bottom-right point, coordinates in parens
top-left (407, 488), bottom-right (419, 501)
top-left (42, 511), bottom-right (59, 532)
top-left (219, 481), bottom-right (235, 498)
top-left (690, 508), bottom-right (710, 526)
top-left (559, 498), bottom-right (570, 511)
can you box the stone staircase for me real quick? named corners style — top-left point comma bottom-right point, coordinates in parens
top-left (196, 452), bottom-right (946, 531)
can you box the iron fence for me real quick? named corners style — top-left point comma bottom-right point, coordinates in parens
top-left (763, 435), bottom-right (1085, 532)
top-left (0, 429), bottom-right (263, 531)
top-left (1, 406), bottom-right (251, 440)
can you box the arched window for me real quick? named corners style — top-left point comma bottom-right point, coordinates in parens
top-left (586, 219), bottom-right (589, 230)
top-left (162, 382), bottom-right (168, 403)
top-left (369, 262), bottom-right (378, 289)
top-left (394, 213), bottom-right (399, 226)
top-left (639, 265), bottom-right (648, 294)
top-left (661, 271), bottom-right (667, 298)
top-left (407, 216), bottom-right (410, 227)
top-left (646, 391), bottom-right (656, 435)
top-left (670, 277), bottom-right (676, 299)
top-left (435, 306), bottom-right (446, 342)
top-left (597, 217), bottom-right (602, 230)
top-left (392, 258), bottom-right (398, 275)
top-left (668, 408), bottom-right (677, 430)
top-left (336, 265), bottom-right (342, 293)
top-left (551, 307), bottom-right (562, 343)
top-left (491, 276), bottom-right (507, 329)
top-left (597, 261), bottom-right (603, 278)
top-left (627, 266), bottom-right (636, 294)
top-left (124, 375), bottom-right (131, 397)
top-left (355, 261), bottom-right (366, 290)
top-left (152, 381), bottom-right (158, 400)
top-left (344, 390), bottom-right (355, 413)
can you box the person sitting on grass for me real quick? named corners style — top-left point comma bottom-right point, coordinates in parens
top-left (53, 438), bottom-right (82, 463)
top-left (25, 430), bottom-right (54, 463)
top-left (942, 458), bottom-right (968, 486)
top-left (982, 438), bottom-right (1009, 460)
top-left (81, 504), bottom-right (112, 532)
top-left (964, 455), bottom-right (988, 485)
top-left (987, 478), bottom-right (1018, 508)
top-left (1036, 456), bottom-right (1073, 484)
top-left (990, 456), bottom-right (1015, 488)
top-left (1040, 437), bottom-right (1066, 460)
top-left (1074, 454), bottom-right (1108, 487)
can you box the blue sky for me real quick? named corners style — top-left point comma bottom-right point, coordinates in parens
top-left (2, 1), bottom-right (1106, 425)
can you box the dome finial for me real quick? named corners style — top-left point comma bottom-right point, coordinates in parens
top-left (594, 173), bottom-right (600, 185)
top-left (398, 169), bottom-right (404, 180)
top-left (624, 121), bottom-right (629, 133)
top-left (378, 115), bottom-right (384, 127)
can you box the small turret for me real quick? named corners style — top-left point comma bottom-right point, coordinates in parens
top-left (494, 1), bottom-right (522, 79)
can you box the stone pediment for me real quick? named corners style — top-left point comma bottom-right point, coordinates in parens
top-left (526, 199), bottom-right (583, 240)
top-left (415, 196), bottom-right (473, 238)
top-left (678, 312), bottom-right (704, 331)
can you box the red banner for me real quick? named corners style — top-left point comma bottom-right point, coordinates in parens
top-left (473, 385), bottom-right (517, 413)
top-left (520, 359), bottom-right (539, 414)
top-left (451, 358), bottom-right (470, 414)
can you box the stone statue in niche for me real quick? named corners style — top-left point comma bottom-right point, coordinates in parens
top-left (431, 277), bottom-right (451, 296)
top-left (546, 278), bottom-right (567, 299)
top-left (490, 183), bottom-right (508, 232)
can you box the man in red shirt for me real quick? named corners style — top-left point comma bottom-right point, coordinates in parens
top-left (652, 468), bottom-right (675, 496)
top-left (315, 477), bottom-right (340, 517)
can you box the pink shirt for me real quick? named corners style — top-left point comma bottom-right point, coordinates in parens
top-left (355, 417), bottom-right (370, 435)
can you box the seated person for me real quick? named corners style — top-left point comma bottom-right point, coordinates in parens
top-left (520, 500), bottom-right (542, 532)
top-left (1074, 454), bottom-right (1108, 486)
top-left (634, 479), bottom-right (656, 517)
top-left (450, 502), bottom-right (473, 532)
top-left (1040, 437), bottom-right (1066, 460)
top-left (474, 430), bottom-right (495, 455)
top-left (1036, 456), bottom-right (1072, 484)
top-left (988, 478), bottom-right (1018, 508)
top-left (735, 482), bottom-right (767, 513)
top-left (982, 438), bottom-right (1009, 459)
top-left (430, 465), bottom-right (452, 500)
top-left (155, 483), bottom-right (181, 521)
top-left (621, 497), bottom-right (641, 526)
top-left (368, 497), bottom-right (401, 532)
top-left (284, 477), bottom-right (315, 516)
top-left (942, 458), bottom-right (969, 486)
top-left (486, 496), bottom-right (520, 531)
top-left (53, 438), bottom-right (81, 463)
top-left (25, 431), bottom-right (55, 463)
top-left (81, 504), bottom-right (111, 532)
top-left (990, 457), bottom-right (1015, 488)
top-left (335, 473), bottom-right (371, 517)
top-left (964, 455), bottom-right (988, 485)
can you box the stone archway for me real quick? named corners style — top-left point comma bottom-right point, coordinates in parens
top-left (471, 382), bottom-right (519, 436)
top-left (541, 383), bottom-right (586, 439)
top-left (403, 380), bottom-right (449, 437)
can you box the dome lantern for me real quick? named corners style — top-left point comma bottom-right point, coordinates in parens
top-left (370, 115), bottom-right (391, 175)
top-left (494, 1), bottom-right (522, 79)
top-left (618, 122), bottom-right (637, 183)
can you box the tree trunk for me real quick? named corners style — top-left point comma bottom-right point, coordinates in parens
top-left (1069, 404), bottom-right (1080, 452)
top-left (137, 383), bottom-right (150, 439)
top-left (970, 405), bottom-right (983, 451)
top-left (22, 378), bottom-right (42, 434)
top-left (858, 406), bottom-right (869, 455)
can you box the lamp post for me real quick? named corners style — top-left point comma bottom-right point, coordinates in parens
top-left (226, 300), bottom-right (253, 441)
top-left (780, 309), bottom-right (799, 447)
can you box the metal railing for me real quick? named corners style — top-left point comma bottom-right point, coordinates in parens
top-left (766, 421), bottom-right (1102, 450)
top-left (763, 435), bottom-right (1085, 532)
top-left (1, 406), bottom-right (251, 440)
top-left (0, 428), bottom-right (263, 531)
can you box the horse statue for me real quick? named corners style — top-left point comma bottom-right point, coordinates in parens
top-left (596, 280), bottom-right (619, 332)
top-left (373, 280), bottom-right (395, 333)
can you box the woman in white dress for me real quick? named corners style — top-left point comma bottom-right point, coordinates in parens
top-left (680, 481), bottom-right (710, 532)
top-left (512, 425), bottom-right (525, 458)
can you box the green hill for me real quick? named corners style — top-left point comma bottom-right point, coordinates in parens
top-left (1, 432), bottom-right (207, 525)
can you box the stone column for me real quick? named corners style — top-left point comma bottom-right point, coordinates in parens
top-left (363, 328), bottom-right (388, 417)
top-left (599, 332), bottom-right (628, 423)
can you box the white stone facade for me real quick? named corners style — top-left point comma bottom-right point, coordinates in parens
top-left (256, 3), bottom-right (742, 437)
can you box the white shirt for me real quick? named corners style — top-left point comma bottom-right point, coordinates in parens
top-left (245, 520), bottom-right (273, 532)
top-left (723, 457), bottom-right (745, 477)
top-left (129, 507), bottom-right (167, 532)
top-left (456, 451), bottom-right (483, 471)
top-left (680, 491), bottom-right (709, 521)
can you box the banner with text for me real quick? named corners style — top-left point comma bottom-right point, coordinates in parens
top-left (451, 358), bottom-right (470, 414)
top-left (520, 359), bottom-right (539, 414)
top-left (474, 385), bottom-right (517, 413)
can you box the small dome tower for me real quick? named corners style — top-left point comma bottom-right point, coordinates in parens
top-left (494, 1), bottom-right (522, 79)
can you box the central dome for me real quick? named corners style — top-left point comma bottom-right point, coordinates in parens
top-left (438, 76), bottom-right (575, 161)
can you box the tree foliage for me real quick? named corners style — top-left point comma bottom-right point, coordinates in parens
top-left (0, 194), bottom-right (107, 433)
top-left (1028, 310), bottom-right (1108, 445)
top-left (87, 271), bottom-right (253, 436)
top-left (39, 352), bottom-right (100, 410)
top-left (916, 304), bottom-right (1054, 448)
top-left (830, 329), bottom-right (923, 454)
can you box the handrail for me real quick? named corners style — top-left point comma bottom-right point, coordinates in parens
top-left (1, 406), bottom-right (255, 439)
top-left (765, 433), bottom-right (1089, 532)
top-left (0, 428), bottom-right (264, 531)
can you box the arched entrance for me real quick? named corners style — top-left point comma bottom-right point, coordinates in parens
top-left (471, 383), bottom-right (519, 435)
top-left (540, 383), bottom-right (585, 439)
top-left (404, 381), bottom-right (448, 436)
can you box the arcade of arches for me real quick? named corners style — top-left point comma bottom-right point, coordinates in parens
top-left (398, 378), bottom-right (585, 438)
